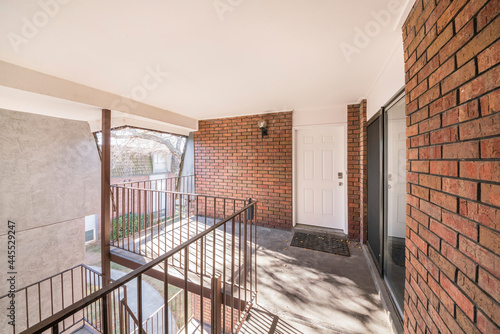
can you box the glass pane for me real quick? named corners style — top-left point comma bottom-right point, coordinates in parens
top-left (384, 96), bottom-right (406, 315)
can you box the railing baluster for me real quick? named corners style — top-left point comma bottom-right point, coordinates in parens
top-left (231, 217), bottom-right (235, 333)
top-left (184, 248), bottom-right (188, 334)
top-left (200, 237), bottom-right (204, 333)
top-left (223, 212), bottom-right (227, 334)
top-left (238, 213), bottom-right (242, 321)
top-left (255, 202), bottom-right (258, 302)
top-left (102, 294), bottom-right (108, 334)
top-left (38, 282), bottom-right (42, 324)
top-left (137, 275), bottom-right (143, 334)
top-left (196, 196), bottom-right (199, 274)
top-left (244, 211), bottom-right (248, 307)
top-left (25, 287), bottom-right (29, 329)
top-left (164, 258), bottom-right (168, 334)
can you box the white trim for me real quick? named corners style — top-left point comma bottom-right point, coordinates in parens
top-left (394, 0), bottom-right (417, 31)
top-left (293, 122), bottom-right (348, 234)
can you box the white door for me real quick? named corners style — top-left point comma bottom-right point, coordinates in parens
top-left (296, 126), bottom-right (345, 230)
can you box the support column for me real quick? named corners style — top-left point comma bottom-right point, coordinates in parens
top-left (101, 109), bottom-right (111, 284)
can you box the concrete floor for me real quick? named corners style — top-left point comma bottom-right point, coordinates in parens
top-left (240, 226), bottom-right (394, 334)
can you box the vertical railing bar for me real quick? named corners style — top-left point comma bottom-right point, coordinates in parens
top-left (38, 282), bottom-right (42, 323)
top-left (144, 189), bottom-right (148, 256)
top-left (158, 188), bottom-right (161, 257)
top-left (81, 268), bottom-right (85, 323)
top-left (171, 187), bottom-right (175, 266)
top-left (250, 204), bottom-right (253, 296)
top-left (179, 193), bottom-right (183, 268)
top-left (196, 196), bottom-right (199, 274)
top-left (184, 248), bottom-right (188, 334)
top-left (25, 287), bottom-right (29, 329)
top-left (255, 202), bottom-right (258, 302)
top-left (231, 217), bottom-right (235, 333)
top-left (223, 212), bottom-right (227, 334)
top-left (204, 196), bottom-right (207, 275)
top-left (138, 275), bottom-right (143, 334)
top-left (132, 188), bottom-right (136, 254)
top-left (50, 277), bottom-right (54, 315)
top-left (71, 269), bottom-right (75, 325)
top-left (102, 294), bottom-right (108, 334)
top-left (186, 194), bottom-right (191, 244)
top-left (244, 210), bottom-right (248, 307)
top-left (213, 198), bottom-right (217, 275)
top-left (200, 237), bottom-right (204, 333)
top-left (238, 212), bottom-right (242, 321)
top-left (166, 185), bottom-right (168, 253)
top-left (164, 258), bottom-right (168, 334)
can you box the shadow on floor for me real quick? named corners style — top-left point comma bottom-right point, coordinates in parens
top-left (240, 306), bottom-right (304, 334)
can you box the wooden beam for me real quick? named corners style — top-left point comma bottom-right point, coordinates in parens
top-left (101, 109), bottom-right (111, 285)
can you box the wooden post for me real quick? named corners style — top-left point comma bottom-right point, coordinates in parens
top-left (101, 109), bottom-right (112, 333)
top-left (101, 109), bottom-right (111, 284)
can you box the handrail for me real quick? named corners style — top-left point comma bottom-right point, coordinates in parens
top-left (23, 200), bottom-right (257, 334)
top-left (111, 175), bottom-right (194, 186)
top-left (111, 184), bottom-right (247, 202)
top-left (0, 264), bottom-right (101, 299)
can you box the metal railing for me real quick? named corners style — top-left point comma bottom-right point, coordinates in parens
top-left (23, 200), bottom-right (258, 334)
top-left (110, 185), bottom-right (249, 268)
top-left (0, 264), bottom-right (125, 334)
top-left (112, 175), bottom-right (195, 194)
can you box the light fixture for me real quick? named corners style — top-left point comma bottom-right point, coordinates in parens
top-left (258, 120), bottom-right (268, 138)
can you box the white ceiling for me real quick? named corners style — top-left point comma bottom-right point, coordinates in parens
top-left (0, 0), bottom-right (408, 122)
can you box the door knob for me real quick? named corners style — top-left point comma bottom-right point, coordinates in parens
top-left (339, 182), bottom-right (343, 186)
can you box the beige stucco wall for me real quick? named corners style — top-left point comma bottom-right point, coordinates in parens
top-left (0, 109), bottom-right (100, 297)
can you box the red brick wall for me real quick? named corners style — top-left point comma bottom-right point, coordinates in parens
top-left (194, 112), bottom-right (293, 229)
top-left (347, 101), bottom-right (367, 241)
top-left (192, 295), bottom-right (246, 333)
top-left (403, 1), bottom-right (499, 333)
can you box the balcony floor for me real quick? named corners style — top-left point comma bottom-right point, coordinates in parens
top-left (240, 226), bottom-right (394, 334)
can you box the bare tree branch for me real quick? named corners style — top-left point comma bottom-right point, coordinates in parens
top-left (111, 129), bottom-right (184, 160)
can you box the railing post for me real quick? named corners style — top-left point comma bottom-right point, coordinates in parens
top-left (211, 274), bottom-right (222, 334)
top-left (51, 323), bottom-right (58, 334)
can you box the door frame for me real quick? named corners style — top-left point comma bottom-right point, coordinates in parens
top-left (292, 123), bottom-right (348, 234)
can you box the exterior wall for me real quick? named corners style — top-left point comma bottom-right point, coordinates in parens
top-left (347, 101), bottom-right (368, 241)
top-left (403, 1), bottom-right (499, 333)
top-left (0, 109), bottom-right (100, 297)
top-left (181, 132), bottom-right (195, 177)
top-left (194, 112), bottom-right (293, 229)
top-left (366, 35), bottom-right (406, 120)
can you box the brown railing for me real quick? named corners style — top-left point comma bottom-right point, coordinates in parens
top-left (110, 185), bottom-right (249, 266)
top-left (112, 175), bottom-right (195, 194)
top-left (23, 199), bottom-right (258, 334)
top-left (0, 264), bottom-right (125, 334)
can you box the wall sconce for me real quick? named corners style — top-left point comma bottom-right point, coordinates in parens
top-left (258, 120), bottom-right (268, 138)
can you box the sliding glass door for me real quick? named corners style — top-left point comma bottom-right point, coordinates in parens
top-left (366, 91), bottom-right (406, 319)
top-left (384, 95), bottom-right (406, 315)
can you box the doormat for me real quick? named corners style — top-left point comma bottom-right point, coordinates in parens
top-left (290, 232), bottom-right (350, 257)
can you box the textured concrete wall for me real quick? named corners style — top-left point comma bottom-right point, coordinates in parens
top-left (0, 109), bottom-right (100, 296)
